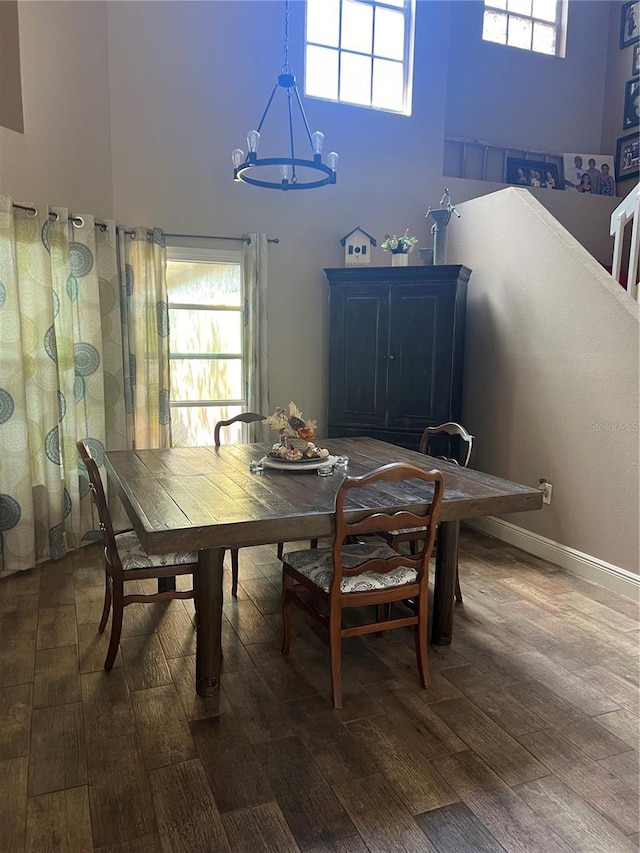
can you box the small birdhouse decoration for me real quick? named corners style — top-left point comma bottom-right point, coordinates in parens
top-left (340, 227), bottom-right (377, 266)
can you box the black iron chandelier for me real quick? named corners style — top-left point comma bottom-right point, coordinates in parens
top-left (232, 0), bottom-right (338, 191)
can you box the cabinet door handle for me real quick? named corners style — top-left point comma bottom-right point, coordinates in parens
top-left (388, 354), bottom-right (395, 360)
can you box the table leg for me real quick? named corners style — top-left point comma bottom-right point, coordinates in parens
top-left (157, 577), bottom-right (176, 593)
top-left (195, 547), bottom-right (224, 696)
top-left (431, 520), bottom-right (459, 645)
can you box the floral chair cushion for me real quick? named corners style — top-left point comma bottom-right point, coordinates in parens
top-left (114, 531), bottom-right (198, 570)
top-left (284, 542), bottom-right (418, 593)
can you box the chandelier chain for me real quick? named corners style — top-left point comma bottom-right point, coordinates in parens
top-left (283, 0), bottom-right (290, 72)
top-left (231, 0), bottom-right (337, 190)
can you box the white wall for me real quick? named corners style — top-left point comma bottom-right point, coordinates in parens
top-left (104, 0), bottom-right (618, 428)
top-left (0, 1), bottom-right (113, 215)
top-left (4, 0), bottom-right (635, 576)
top-left (447, 1), bottom-right (611, 153)
top-left (448, 187), bottom-right (640, 575)
top-left (444, 177), bottom-right (619, 267)
top-left (105, 0), bottom-right (456, 424)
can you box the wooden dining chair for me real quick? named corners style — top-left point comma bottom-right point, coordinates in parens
top-left (213, 411), bottom-right (266, 447)
top-left (215, 412), bottom-right (317, 597)
top-left (383, 422), bottom-right (475, 603)
top-left (281, 462), bottom-right (444, 709)
top-left (422, 422), bottom-right (475, 469)
top-left (77, 441), bottom-right (198, 670)
top-left (215, 412), bottom-right (266, 598)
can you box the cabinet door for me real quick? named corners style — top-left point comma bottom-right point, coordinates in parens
top-left (328, 286), bottom-right (388, 430)
top-left (386, 284), bottom-right (456, 430)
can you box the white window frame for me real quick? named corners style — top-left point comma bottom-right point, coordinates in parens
top-left (482, 0), bottom-right (567, 58)
top-left (166, 246), bottom-right (247, 436)
top-left (305, 0), bottom-right (416, 116)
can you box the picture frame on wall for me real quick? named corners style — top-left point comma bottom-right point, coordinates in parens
top-left (623, 78), bottom-right (640, 129)
top-left (563, 153), bottom-right (616, 195)
top-left (616, 133), bottom-right (640, 183)
top-left (620, 0), bottom-right (639, 49)
top-left (633, 43), bottom-right (640, 74)
top-left (505, 157), bottom-right (561, 190)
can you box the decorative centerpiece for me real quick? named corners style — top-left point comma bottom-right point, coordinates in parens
top-left (381, 229), bottom-right (418, 266)
top-left (263, 402), bottom-right (330, 461)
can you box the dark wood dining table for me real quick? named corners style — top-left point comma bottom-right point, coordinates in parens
top-left (105, 436), bottom-right (543, 696)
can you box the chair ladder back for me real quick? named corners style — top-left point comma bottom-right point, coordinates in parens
top-left (214, 412), bottom-right (264, 446)
top-left (213, 411), bottom-right (269, 599)
top-left (77, 441), bottom-right (123, 575)
top-left (420, 422), bottom-right (475, 468)
top-left (332, 463), bottom-right (444, 586)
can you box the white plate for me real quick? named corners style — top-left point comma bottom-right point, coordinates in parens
top-left (262, 455), bottom-right (338, 472)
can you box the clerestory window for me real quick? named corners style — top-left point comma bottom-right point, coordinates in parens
top-left (305, 0), bottom-right (416, 115)
top-left (482, 0), bottom-right (566, 57)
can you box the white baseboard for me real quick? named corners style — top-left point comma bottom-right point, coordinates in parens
top-left (464, 517), bottom-right (640, 602)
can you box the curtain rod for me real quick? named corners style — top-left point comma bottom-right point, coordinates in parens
top-left (11, 204), bottom-right (279, 244)
top-left (165, 231), bottom-right (280, 244)
top-left (13, 203), bottom-right (136, 236)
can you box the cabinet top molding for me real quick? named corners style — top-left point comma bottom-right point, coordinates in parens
top-left (324, 264), bottom-right (472, 285)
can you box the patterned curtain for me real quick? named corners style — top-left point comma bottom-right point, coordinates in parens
top-left (0, 196), bottom-right (170, 576)
top-left (242, 234), bottom-right (270, 441)
top-left (119, 227), bottom-right (171, 449)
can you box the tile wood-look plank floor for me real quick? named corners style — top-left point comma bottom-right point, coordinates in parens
top-left (0, 529), bottom-right (638, 852)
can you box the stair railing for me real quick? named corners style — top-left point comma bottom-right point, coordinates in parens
top-left (610, 182), bottom-right (640, 301)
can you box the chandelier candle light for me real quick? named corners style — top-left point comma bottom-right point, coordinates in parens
top-left (232, 0), bottom-right (338, 191)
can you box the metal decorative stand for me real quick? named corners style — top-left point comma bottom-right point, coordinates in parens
top-left (426, 188), bottom-right (460, 265)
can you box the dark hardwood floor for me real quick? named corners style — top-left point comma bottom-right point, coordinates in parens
top-left (0, 529), bottom-right (638, 852)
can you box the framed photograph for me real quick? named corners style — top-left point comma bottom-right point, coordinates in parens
top-left (505, 157), bottom-right (561, 190)
top-left (621, 1), bottom-right (639, 49)
top-left (616, 133), bottom-right (640, 182)
top-left (623, 78), bottom-right (640, 128)
top-left (563, 153), bottom-right (616, 195)
top-left (633, 43), bottom-right (640, 74)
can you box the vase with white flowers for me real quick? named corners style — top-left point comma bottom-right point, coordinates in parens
top-left (381, 229), bottom-right (418, 265)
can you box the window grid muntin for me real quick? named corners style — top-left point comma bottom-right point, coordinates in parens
top-left (169, 354), bottom-right (243, 361)
top-left (482, 0), bottom-right (561, 55)
top-left (170, 401), bottom-right (245, 408)
top-left (306, 0), bottom-right (414, 115)
top-left (166, 249), bottom-right (246, 417)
